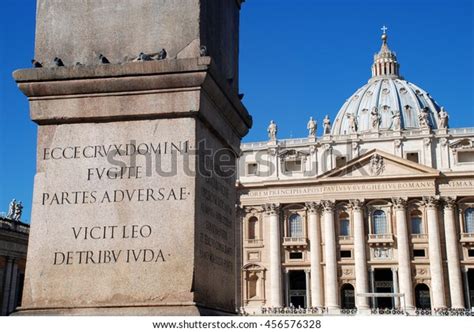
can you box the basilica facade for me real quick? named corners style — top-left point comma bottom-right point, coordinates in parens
top-left (236, 30), bottom-right (474, 314)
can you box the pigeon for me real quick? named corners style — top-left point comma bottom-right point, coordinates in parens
top-left (99, 54), bottom-right (110, 64)
top-left (138, 52), bottom-right (152, 61)
top-left (31, 59), bottom-right (42, 68)
top-left (53, 57), bottom-right (64, 67)
top-left (238, 93), bottom-right (244, 100)
top-left (200, 45), bottom-right (208, 56)
top-left (156, 48), bottom-right (167, 60)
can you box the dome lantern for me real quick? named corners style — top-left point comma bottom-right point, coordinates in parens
top-left (371, 26), bottom-right (400, 78)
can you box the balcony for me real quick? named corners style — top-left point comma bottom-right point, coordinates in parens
top-left (411, 234), bottom-right (428, 243)
top-left (368, 234), bottom-right (394, 246)
top-left (283, 237), bottom-right (308, 249)
top-left (460, 233), bottom-right (474, 245)
top-left (244, 239), bottom-right (264, 248)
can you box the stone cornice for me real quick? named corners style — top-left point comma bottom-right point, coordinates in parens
top-left (13, 57), bottom-right (252, 135)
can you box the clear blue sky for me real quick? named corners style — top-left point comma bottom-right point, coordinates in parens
top-left (0, 0), bottom-right (473, 222)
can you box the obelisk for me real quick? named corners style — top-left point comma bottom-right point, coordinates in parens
top-left (13, 0), bottom-right (251, 315)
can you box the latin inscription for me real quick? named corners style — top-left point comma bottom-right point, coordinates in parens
top-left (198, 173), bottom-right (235, 272)
top-left (245, 181), bottom-right (436, 198)
top-left (43, 140), bottom-right (190, 267)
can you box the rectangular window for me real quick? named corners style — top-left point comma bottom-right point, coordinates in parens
top-left (284, 160), bottom-right (302, 172)
top-left (458, 151), bottom-right (474, 163)
top-left (289, 252), bottom-right (303, 260)
top-left (413, 249), bottom-right (426, 258)
top-left (411, 217), bottom-right (423, 234)
top-left (340, 219), bottom-right (350, 236)
top-left (340, 250), bottom-right (352, 258)
top-left (336, 156), bottom-right (347, 168)
top-left (406, 152), bottom-right (419, 163)
top-left (373, 210), bottom-right (388, 235)
top-left (468, 249), bottom-right (474, 257)
top-left (289, 214), bottom-right (303, 238)
top-left (247, 163), bottom-right (258, 175)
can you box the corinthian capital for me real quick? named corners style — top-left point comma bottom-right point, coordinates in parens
top-left (349, 199), bottom-right (364, 211)
top-left (442, 197), bottom-right (457, 210)
top-left (320, 200), bottom-right (335, 212)
top-left (305, 201), bottom-right (321, 214)
top-left (391, 197), bottom-right (407, 210)
top-left (263, 203), bottom-right (280, 215)
top-left (422, 196), bottom-right (439, 209)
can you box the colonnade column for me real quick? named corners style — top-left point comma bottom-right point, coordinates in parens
top-left (392, 198), bottom-right (415, 311)
top-left (321, 200), bottom-right (339, 310)
top-left (350, 199), bottom-right (369, 310)
top-left (462, 268), bottom-right (471, 308)
top-left (306, 202), bottom-right (323, 308)
top-left (424, 196), bottom-right (447, 309)
top-left (392, 268), bottom-right (400, 308)
top-left (369, 268), bottom-right (376, 308)
top-left (264, 203), bottom-right (283, 307)
top-left (305, 269), bottom-right (311, 308)
top-left (442, 197), bottom-right (465, 308)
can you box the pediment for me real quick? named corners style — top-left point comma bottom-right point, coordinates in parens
top-left (278, 149), bottom-right (309, 159)
top-left (321, 149), bottom-right (439, 179)
top-left (450, 138), bottom-right (474, 151)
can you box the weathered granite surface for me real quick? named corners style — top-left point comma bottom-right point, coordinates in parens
top-left (13, 0), bottom-right (250, 315)
top-left (34, 0), bottom-right (244, 94)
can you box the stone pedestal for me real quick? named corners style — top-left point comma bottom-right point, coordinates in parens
top-left (13, 0), bottom-right (251, 316)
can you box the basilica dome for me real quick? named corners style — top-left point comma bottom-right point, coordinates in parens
top-left (331, 30), bottom-right (443, 135)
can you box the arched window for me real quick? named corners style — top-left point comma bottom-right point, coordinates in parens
top-left (410, 210), bottom-right (423, 234)
top-left (373, 210), bottom-right (388, 235)
top-left (339, 212), bottom-right (350, 236)
top-left (289, 214), bottom-right (303, 237)
top-left (415, 284), bottom-right (431, 309)
top-left (248, 217), bottom-right (258, 240)
top-left (465, 208), bottom-right (474, 233)
top-left (341, 284), bottom-right (355, 309)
